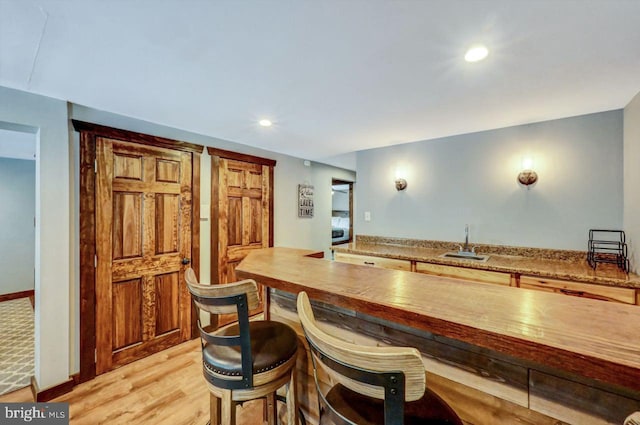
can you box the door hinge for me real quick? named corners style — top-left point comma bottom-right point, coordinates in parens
top-left (94, 349), bottom-right (97, 362)
top-left (94, 255), bottom-right (97, 268)
top-left (94, 159), bottom-right (97, 173)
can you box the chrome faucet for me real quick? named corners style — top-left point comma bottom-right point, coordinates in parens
top-left (458, 224), bottom-right (475, 254)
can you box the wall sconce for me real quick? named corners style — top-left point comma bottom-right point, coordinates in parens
top-left (517, 157), bottom-right (538, 188)
top-left (395, 167), bottom-right (408, 191)
top-left (395, 178), bottom-right (407, 191)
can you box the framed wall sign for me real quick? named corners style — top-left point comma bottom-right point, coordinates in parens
top-left (298, 184), bottom-right (314, 218)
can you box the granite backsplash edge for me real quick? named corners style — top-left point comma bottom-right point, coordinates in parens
top-left (355, 235), bottom-right (586, 262)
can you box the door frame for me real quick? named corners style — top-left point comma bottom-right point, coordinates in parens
top-left (75, 120), bottom-right (203, 383)
top-left (331, 178), bottom-right (354, 245)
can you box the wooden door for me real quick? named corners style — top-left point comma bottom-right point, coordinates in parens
top-left (95, 137), bottom-right (192, 374)
top-left (210, 149), bottom-right (275, 323)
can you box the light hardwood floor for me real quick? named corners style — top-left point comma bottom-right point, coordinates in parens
top-left (0, 385), bottom-right (32, 403)
top-left (0, 339), bottom-right (266, 424)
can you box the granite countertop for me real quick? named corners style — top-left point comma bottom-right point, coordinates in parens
top-left (332, 236), bottom-right (640, 289)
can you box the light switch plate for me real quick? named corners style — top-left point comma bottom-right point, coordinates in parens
top-left (364, 211), bottom-right (371, 221)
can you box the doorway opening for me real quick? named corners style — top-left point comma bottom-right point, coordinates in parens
top-left (331, 179), bottom-right (353, 245)
top-left (0, 126), bottom-right (36, 396)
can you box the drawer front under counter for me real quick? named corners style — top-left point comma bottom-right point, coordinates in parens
top-left (334, 252), bottom-right (412, 271)
top-left (519, 275), bottom-right (637, 305)
top-left (416, 262), bottom-right (513, 286)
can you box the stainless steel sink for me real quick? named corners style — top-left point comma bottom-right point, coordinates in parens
top-left (440, 252), bottom-right (490, 262)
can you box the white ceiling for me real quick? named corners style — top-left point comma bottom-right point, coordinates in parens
top-left (2, 0), bottom-right (639, 170)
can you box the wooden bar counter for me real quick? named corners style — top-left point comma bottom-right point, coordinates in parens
top-left (236, 247), bottom-right (640, 424)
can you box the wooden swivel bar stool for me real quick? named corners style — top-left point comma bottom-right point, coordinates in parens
top-left (186, 268), bottom-right (300, 425)
top-left (297, 291), bottom-right (462, 425)
top-left (626, 412), bottom-right (640, 425)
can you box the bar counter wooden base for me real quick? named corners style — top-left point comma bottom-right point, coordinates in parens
top-left (236, 248), bottom-right (640, 425)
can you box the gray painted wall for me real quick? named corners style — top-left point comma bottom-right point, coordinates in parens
top-left (624, 91), bottom-right (640, 272)
top-left (356, 110), bottom-right (623, 250)
top-left (0, 158), bottom-right (35, 295)
top-left (0, 86), bottom-right (71, 390)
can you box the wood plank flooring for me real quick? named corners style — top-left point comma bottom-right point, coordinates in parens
top-left (0, 385), bottom-right (32, 403)
top-left (53, 339), bottom-right (264, 425)
top-left (0, 331), bottom-right (573, 425)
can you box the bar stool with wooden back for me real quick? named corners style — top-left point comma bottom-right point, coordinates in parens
top-left (186, 268), bottom-right (300, 425)
top-left (296, 291), bottom-right (462, 425)
top-left (626, 412), bottom-right (640, 425)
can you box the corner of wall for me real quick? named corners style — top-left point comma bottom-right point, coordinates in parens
top-left (623, 90), bottom-right (640, 273)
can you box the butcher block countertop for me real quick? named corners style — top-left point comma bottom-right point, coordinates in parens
top-left (332, 236), bottom-right (640, 289)
top-left (235, 247), bottom-right (640, 393)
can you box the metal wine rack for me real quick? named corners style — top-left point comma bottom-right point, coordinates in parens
top-left (587, 229), bottom-right (629, 273)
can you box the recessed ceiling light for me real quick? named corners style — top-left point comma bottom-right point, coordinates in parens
top-left (259, 119), bottom-right (272, 127)
top-left (465, 45), bottom-right (489, 62)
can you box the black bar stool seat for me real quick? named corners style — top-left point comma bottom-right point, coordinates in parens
top-left (203, 320), bottom-right (297, 377)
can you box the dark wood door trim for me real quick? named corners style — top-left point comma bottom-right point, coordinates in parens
top-left (77, 122), bottom-right (203, 383)
top-left (78, 130), bottom-right (96, 382)
top-left (72, 120), bottom-right (204, 154)
top-left (269, 168), bottom-right (274, 247)
top-left (0, 289), bottom-right (35, 303)
top-left (190, 152), bottom-right (201, 338)
top-left (206, 147), bottom-right (276, 167)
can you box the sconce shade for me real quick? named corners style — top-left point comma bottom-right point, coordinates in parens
top-left (518, 170), bottom-right (538, 186)
top-left (395, 178), bottom-right (407, 191)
